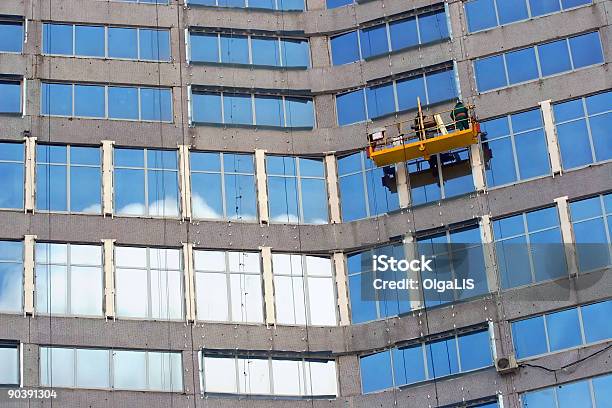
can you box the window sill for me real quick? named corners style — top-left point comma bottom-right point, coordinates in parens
top-left (188, 61), bottom-right (309, 71)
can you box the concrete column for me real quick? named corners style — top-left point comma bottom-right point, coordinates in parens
top-left (101, 140), bottom-right (114, 217)
top-left (396, 163), bottom-right (411, 208)
top-left (539, 100), bottom-right (562, 174)
top-left (24, 136), bottom-right (36, 212)
top-left (23, 234), bottom-right (36, 315)
top-left (554, 196), bottom-right (579, 275)
top-left (332, 252), bottom-right (350, 326)
top-left (178, 144), bottom-right (192, 221)
top-left (325, 155), bottom-right (342, 224)
top-left (480, 215), bottom-right (500, 292)
top-left (470, 144), bottom-right (486, 191)
top-left (182, 242), bottom-right (196, 322)
top-left (260, 246), bottom-right (275, 326)
top-left (255, 149), bottom-right (269, 224)
top-left (102, 239), bottom-right (116, 319)
top-left (403, 234), bottom-right (424, 310)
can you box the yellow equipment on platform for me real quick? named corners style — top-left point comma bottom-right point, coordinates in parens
top-left (366, 99), bottom-right (481, 167)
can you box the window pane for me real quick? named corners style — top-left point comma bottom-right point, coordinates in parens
top-left (337, 89), bottom-right (365, 126)
top-left (397, 76), bottom-right (426, 111)
top-left (196, 272), bottom-right (228, 321)
top-left (0, 22), bottom-right (23, 53)
top-left (281, 39), bottom-right (309, 67)
top-left (115, 268), bottom-right (148, 317)
top-left (74, 85), bottom-right (105, 118)
top-left (74, 25), bottom-right (104, 57)
top-left (250, 0), bottom-right (275, 8)
top-left (426, 337), bottom-right (459, 378)
top-left (268, 176), bottom-right (299, 223)
top-left (522, 388), bottom-right (556, 408)
top-left (192, 92), bottom-right (222, 123)
top-left (252, 37), bottom-right (280, 66)
top-left (0, 262), bottom-right (23, 312)
top-left (271, 359), bottom-right (302, 395)
top-left (562, 0), bottom-right (591, 7)
top-left (220, 35), bottom-right (249, 64)
top-left (40, 348), bottom-right (74, 387)
top-left (365, 83), bottom-right (395, 118)
top-left (426, 69), bottom-right (456, 104)
top-left (360, 25), bottom-right (388, 59)
top-left (225, 174), bottom-right (256, 221)
top-left (36, 164), bottom-right (67, 211)
top-left (0, 160), bottom-right (24, 209)
top-left (529, 0), bottom-right (560, 16)
top-left (43, 24), bottom-right (72, 55)
top-left (557, 120), bottom-right (593, 169)
top-left (113, 351), bottom-right (147, 390)
top-left (0, 347), bottom-right (19, 384)
top-left (514, 129), bottom-right (550, 179)
top-left (506, 47), bottom-right (539, 84)
top-left (497, 0), bottom-right (529, 24)
top-left (586, 91), bottom-right (612, 115)
top-left (255, 96), bottom-right (283, 127)
top-left (190, 33), bottom-right (219, 63)
top-left (419, 10), bottom-right (449, 43)
top-left (593, 375), bottom-right (612, 408)
top-left (465, 0), bottom-right (497, 32)
top-left (108, 86), bottom-right (139, 120)
top-left (330, 32), bottom-right (359, 65)
top-left (148, 352), bottom-right (182, 392)
top-left (140, 29), bottom-right (171, 61)
top-left (590, 113), bottom-right (612, 162)
top-left (327, 0), bottom-right (353, 8)
top-left (581, 301), bottom-right (612, 343)
top-left (224, 94), bottom-right (252, 125)
top-left (285, 97), bottom-right (314, 128)
top-left (301, 178), bottom-right (328, 224)
top-left (76, 349), bottom-right (109, 388)
top-left (71, 266), bottom-right (102, 315)
top-left (392, 345), bottom-right (425, 386)
top-left (360, 351), bottom-right (392, 393)
top-left (115, 169), bottom-right (145, 215)
top-left (192, 173), bottom-right (223, 219)
top-left (204, 356), bottom-right (237, 393)
top-left (340, 173), bottom-right (367, 221)
top-left (557, 380), bottom-right (593, 408)
top-left (389, 17), bottom-right (418, 51)
top-left (569, 32), bottom-right (603, 69)
top-left (147, 170), bottom-right (179, 217)
top-left (41, 83), bottom-right (72, 116)
top-left (475, 55), bottom-right (507, 91)
top-left (306, 361), bottom-right (337, 396)
top-left (278, 0), bottom-right (304, 10)
top-left (546, 308), bottom-right (582, 352)
top-left (108, 27), bottom-right (138, 59)
top-left (458, 331), bottom-right (492, 371)
top-left (512, 316), bottom-right (547, 358)
top-left (538, 40), bottom-right (571, 76)
top-left (141, 88), bottom-right (172, 121)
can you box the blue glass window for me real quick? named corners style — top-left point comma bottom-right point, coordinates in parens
top-left (326, 0), bottom-right (353, 9)
top-left (266, 156), bottom-right (328, 224)
top-left (139, 29), bottom-right (171, 61)
top-left (188, 0), bottom-right (303, 10)
top-left (529, 0), bottom-right (560, 16)
top-left (546, 308), bottom-right (582, 351)
top-left (418, 10), bottom-right (448, 43)
top-left (360, 25), bottom-right (389, 59)
top-left (480, 109), bottom-right (550, 187)
top-left (192, 92), bottom-right (221, 123)
top-left (396, 76), bottom-right (426, 111)
top-left (359, 329), bottom-right (492, 392)
top-left (190, 33), bottom-right (219, 63)
top-left (336, 89), bottom-right (366, 126)
top-left (347, 243), bottom-right (409, 323)
top-left (255, 96), bottom-right (283, 127)
top-left (74, 85), bottom-right (105, 118)
top-left (41, 83), bottom-right (72, 116)
top-left (338, 151), bottom-right (399, 221)
top-left (0, 240), bottom-right (24, 313)
top-left (75, 25), bottom-right (105, 57)
top-left (474, 55), bottom-right (507, 91)
top-left (465, 0), bottom-right (497, 32)
top-left (512, 316), bottom-right (548, 358)
top-left (426, 69), bottom-right (456, 104)
top-left (569, 31), bottom-right (604, 69)
top-left (0, 80), bottom-right (21, 114)
top-left (43, 23), bottom-right (72, 55)
top-left (0, 21), bottom-right (23, 53)
top-left (36, 145), bottom-right (101, 213)
top-left (497, 0), bottom-right (529, 24)
top-left (191, 152), bottom-right (256, 221)
top-left (108, 87), bottom-right (139, 120)
top-left (580, 300), bottom-right (612, 343)
top-left (0, 143), bottom-right (24, 210)
top-left (522, 375), bottom-right (610, 408)
top-left (281, 39), bottom-right (309, 67)
top-left (220, 35), bottom-right (249, 64)
top-left (114, 148), bottom-right (179, 217)
top-left (330, 32), bottom-right (360, 66)
top-left (252, 37), bottom-right (280, 66)
top-left (554, 91), bottom-right (612, 169)
top-left (140, 88), bottom-right (173, 122)
top-left (285, 97), bottom-right (314, 128)
top-left (593, 374), bottom-right (612, 407)
top-left (538, 39), bottom-right (571, 76)
top-left (570, 193), bottom-right (612, 271)
top-left (505, 48), bottom-right (538, 84)
top-left (389, 17), bottom-right (418, 51)
top-left (494, 207), bottom-right (565, 288)
top-left (224, 93), bottom-right (252, 125)
top-left (365, 83), bottom-right (395, 119)
top-left (108, 27), bottom-right (138, 59)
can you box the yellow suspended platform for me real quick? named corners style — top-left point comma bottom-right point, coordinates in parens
top-left (367, 125), bottom-right (480, 167)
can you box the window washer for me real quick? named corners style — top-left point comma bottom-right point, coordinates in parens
top-left (450, 100), bottom-right (469, 131)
